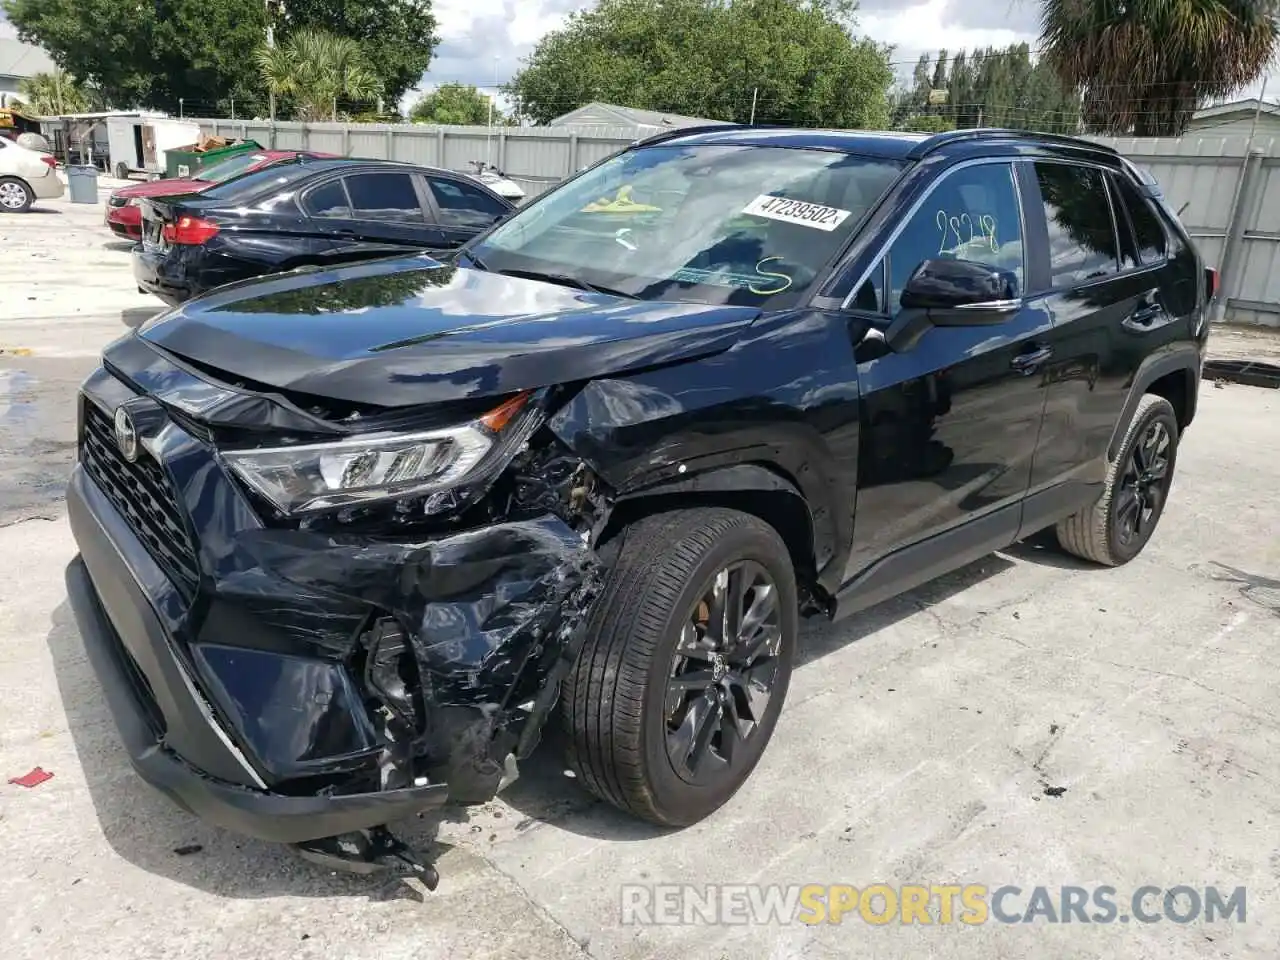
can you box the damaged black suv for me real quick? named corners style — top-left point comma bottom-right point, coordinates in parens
top-left (66, 126), bottom-right (1210, 876)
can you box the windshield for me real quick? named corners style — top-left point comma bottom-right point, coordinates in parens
top-left (197, 152), bottom-right (273, 184)
top-left (470, 144), bottom-right (903, 308)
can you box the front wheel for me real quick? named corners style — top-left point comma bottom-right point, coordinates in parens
top-left (562, 508), bottom-right (798, 826)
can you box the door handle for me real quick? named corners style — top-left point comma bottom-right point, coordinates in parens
top-left (1125, 290), bottom-right (1163, 329)
top-left (1011, 345), bottom-right (1052, 373)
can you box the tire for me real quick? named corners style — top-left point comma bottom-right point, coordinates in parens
top-left (1056, 393), bottom-right (1179, 566)
top-left (0, 177), bottom-right (34, 213)
top-left (562, 508), bottom-right (798, 826)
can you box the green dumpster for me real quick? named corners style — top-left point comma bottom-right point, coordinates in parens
top-left (165, 139), bottom-right (261, 179)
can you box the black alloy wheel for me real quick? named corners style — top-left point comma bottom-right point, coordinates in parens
top-left (664, 560), bottom-right (784, 786)
top-left (1113, 419), bottom-right (1172, 549)
top-left (562, 507), bottom-right (798, 826)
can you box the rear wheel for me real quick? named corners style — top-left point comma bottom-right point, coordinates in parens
top-left (563, 508), bottom-right (797, 826)
top-left (0, 177), bottom-right (34, 213)
top-left (1056, 393), bottom-right (1179, 565)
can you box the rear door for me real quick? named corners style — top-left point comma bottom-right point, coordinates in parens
top-left (1017, 158), bottom-right (1190, 532)
top-left (303, 170), bottom-right (444, 263)
top-left (423, 175), bottom-right (513, 248)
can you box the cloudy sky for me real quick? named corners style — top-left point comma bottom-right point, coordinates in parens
top-left (3, 0), bottom-right (1273, 110)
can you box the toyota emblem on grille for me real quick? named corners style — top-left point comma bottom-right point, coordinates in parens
top-left (114, 406), bottom-right (139, 462)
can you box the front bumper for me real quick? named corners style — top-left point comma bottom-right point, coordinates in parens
top-left (64, 348), bottom-right (598, 843)
top-left (66, 546), bottom-right (450, 843)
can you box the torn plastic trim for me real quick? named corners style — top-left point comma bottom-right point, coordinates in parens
top-left (229, 512), bottom-right (604, 806)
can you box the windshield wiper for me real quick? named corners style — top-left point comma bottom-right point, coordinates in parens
top-left (494, 267), bottom-right (635, 299)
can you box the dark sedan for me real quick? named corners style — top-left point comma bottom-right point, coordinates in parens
top-left (133, 158), bottom-right (515, 305)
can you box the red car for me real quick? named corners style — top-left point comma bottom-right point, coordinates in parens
top-left (104, 149), bottom-right (335, 238)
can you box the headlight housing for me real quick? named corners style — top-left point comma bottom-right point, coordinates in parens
top-left (223, 392), bottom-right (538, 516)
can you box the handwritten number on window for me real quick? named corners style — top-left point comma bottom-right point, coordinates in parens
top-left (937, 209), bottom-right (999, 255)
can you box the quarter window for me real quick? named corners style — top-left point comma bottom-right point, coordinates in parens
top-left (1033, 162), bottom-right (1120, 288)
top-left (305, 180), bottom-right (350, 219)
top-left (880, 162), bottom-right (1025, 314)
top-left (343, 172), bottom-right (424, 222)
top-left (428, 178), bottom-right (510, 229)
top-left (1113, 173), bottom-right (1168, 265)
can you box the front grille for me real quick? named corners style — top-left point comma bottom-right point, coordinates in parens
top-left (80, 398), bottom-right (200, 593)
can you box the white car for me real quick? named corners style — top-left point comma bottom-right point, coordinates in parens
top-left (0, 137), bottom-right (65, 212)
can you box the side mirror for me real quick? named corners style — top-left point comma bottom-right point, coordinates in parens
top-left (900, 258), bottom-right (1020, 312)
top-left (883, 258), bottom-right (1021, 353)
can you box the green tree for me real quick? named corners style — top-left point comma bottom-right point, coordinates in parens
top-left (0, 0), bottom-right (436, 115)
top-left (257, 28), bottom-right (380, 121)
top-left (274, 0), bottom-right (439, 109)
top-left (504, 0), bottom-right (894, 129)
top-left (1040, 0), bottom-right (1279, 136)
top-left (410, 83), bottom-right (504, 125)
top-left (891, 44), bottom-right (1080, 135)
top-left (17, 69), bottom-right (99, 114)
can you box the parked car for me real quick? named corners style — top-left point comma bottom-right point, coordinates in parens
top-left (0, 136), bottom-right (63, 212)
top-left (133, 158), bottom-right (516, 304)
top-left (67, 127), bottom-right (1211, 880)
top-left (104, 149), bottom-right (336, 239)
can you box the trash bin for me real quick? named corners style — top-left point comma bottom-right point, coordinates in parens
top-left (66, 165), bottom-right (99, 204)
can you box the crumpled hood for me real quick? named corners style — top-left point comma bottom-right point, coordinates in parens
top-left (139, 255), bottom-right (761, 407)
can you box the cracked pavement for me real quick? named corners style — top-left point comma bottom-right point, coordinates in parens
top-left (2, 190), bottom-right (1279, 960)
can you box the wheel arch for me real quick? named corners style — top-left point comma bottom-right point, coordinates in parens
top-left (1107, 346), bottom-right (1200, 461)
top-left (596, 463), bottom-right (830, 611)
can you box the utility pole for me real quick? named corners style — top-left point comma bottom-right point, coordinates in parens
top-left (486, 54), bottom-right (499, 167)
top-left (749, 87), bottom-right (758, 126)
top-left (265, 0), bottom-right (283, 121)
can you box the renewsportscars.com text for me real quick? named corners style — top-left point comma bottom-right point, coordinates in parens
top-left (619, 883), bottom-right (1247, 926)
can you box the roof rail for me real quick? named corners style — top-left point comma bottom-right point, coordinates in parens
top-left (905, 127), bottom-right (1120, 160)
top-left (630, 123), bottom-right (754, 147)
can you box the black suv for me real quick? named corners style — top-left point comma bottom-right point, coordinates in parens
top-left (65, 127), bottom-right (1210, 877)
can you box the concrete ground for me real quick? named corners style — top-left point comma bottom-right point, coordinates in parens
top-left (1, 190), bottom-right (1278, 959)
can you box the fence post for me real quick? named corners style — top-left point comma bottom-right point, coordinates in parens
top-left (385, 126), bottom-right (394, 161)
top-left (302, 123), bottom-right (309, 150)
top-left (211, 119), bottom-right (220, 137)
top-left (436, 127), bottom-right (446, 167)
top-left (1215, 147), bottom-right (1265, 325)
top-left (568, 133), bottom-right (578, 174)
top-left (497, 130), bottom-right (507, 171)
top-left (341, 123), bottom-right (351, 157)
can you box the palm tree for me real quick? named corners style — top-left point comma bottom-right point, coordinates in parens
top-left (256, 28), bottom-right (381, 122)
top-left (1040, 0), bottom-right (1280, 136)
top-left (17, 70), bottom-right (92, 116)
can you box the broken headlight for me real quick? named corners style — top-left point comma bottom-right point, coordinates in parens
top-left (223, 392), bottom-right (537, 516)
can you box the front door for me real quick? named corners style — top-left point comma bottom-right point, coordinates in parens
top-left (843, 159), bottom-right (1053, 590)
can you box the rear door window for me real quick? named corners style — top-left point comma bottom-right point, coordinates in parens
top-left (343, 172), bottom-right (425, 223)
top-left (1032, 162), bottom-right (1120, 288)
top-left (427, 177), bottom-right (510, 228)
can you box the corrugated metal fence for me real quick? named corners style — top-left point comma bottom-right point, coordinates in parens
top-left (196, 118), bottom-right (1280, 328)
